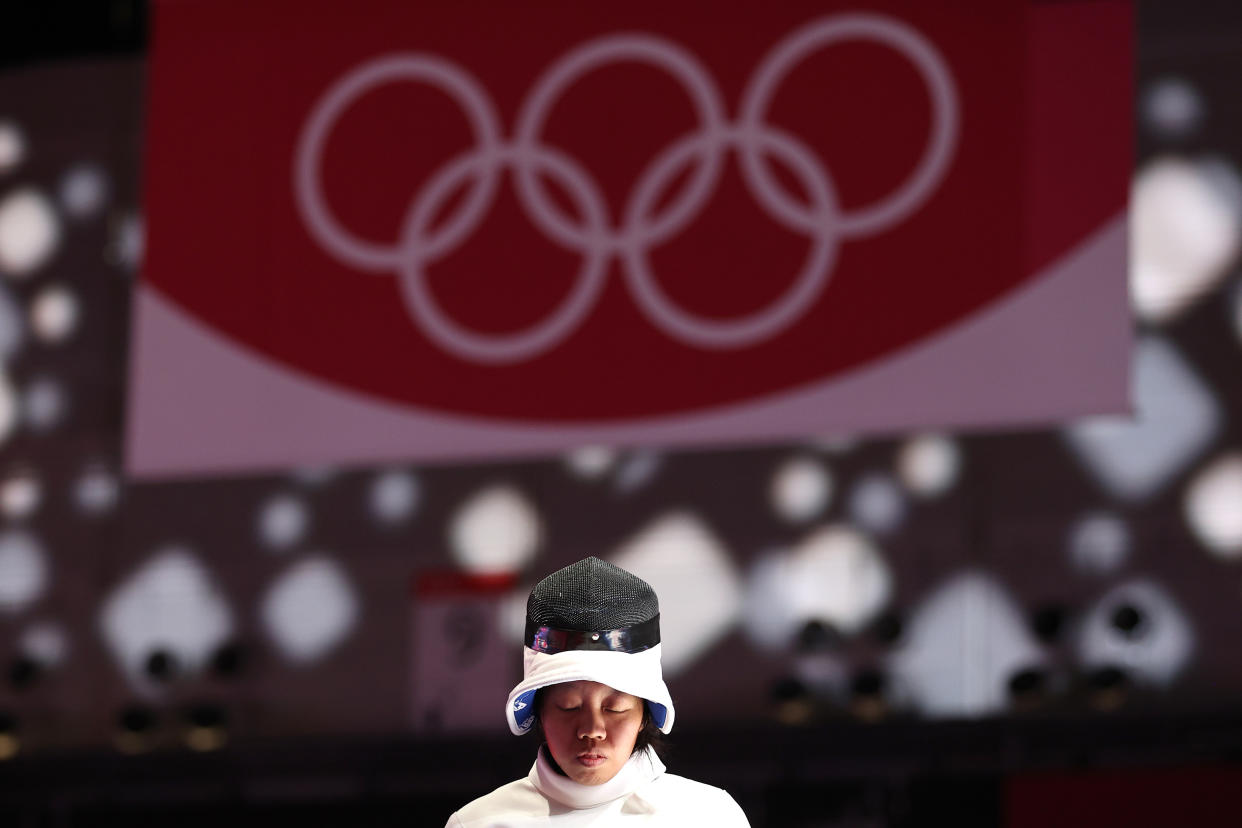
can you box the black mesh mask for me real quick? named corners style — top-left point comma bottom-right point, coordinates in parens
top-left (525, 557), bottom-right (661, 655)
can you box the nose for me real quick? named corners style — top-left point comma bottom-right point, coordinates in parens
top-left (578, 709), bottom-right (606, 742)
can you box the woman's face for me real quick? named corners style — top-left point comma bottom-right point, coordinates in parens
top-left (540, 680), bottom-right (645, 786)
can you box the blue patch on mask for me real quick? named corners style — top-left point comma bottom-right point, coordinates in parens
top-left (512, 689), bottom-right (538, 732)
top-left (646, 701), bottom-right (668, 729)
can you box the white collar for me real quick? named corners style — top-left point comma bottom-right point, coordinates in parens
top-left (529, 746), bottom-right (665, 810)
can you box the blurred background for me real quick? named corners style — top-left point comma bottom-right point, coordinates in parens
top-left (1, 1), bottom-right (1242, 825)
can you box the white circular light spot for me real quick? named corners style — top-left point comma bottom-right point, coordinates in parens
top-left (75, 464), bottom-right (120, 515)
top-left (449, 484), bottom-right (542, 574)
top-left (257, 494), bottom-right (309, 551)
top-left (0, 189), bottom-right (60, 277)
top-left (565, 445), bottom-right (617, 479)
top-left (611, 511), bottom-right (742, 674)
top-left (30, 284), bottom-right (79, 343)
top-left (370, 469), bottom-right (419, 525)
top-left (99, 547), bottom-right (234, 685)
top-left (792, 526), bottom-right (892, 635)
top-left (847, 473), bottom-right (907, 535)
top-left (1131, 157), bottom-right (1242, 323)
top-left (897, 433), bottom-right (961, 497)
top-left (1184, 453), bottom-right (1242, 558)
top-left (0, 530), bottom-right (48, 613)
top-left (1143, 78), bottom-right (1204, 138)
top-left (744, 526), bottom-right (893, 649)
top-left (1068, 511), bottom-right (1131, 575)
top-left (770, 455), bottom-right (832, 523)
top-left (1077, 579), bottom-right (1192, 687)
top-left (59, 164), bottom-right (109, 218)
top-left (0, 122), bottom-right (24, 174)
top-left (261, 555), bottom-right (358, 663)
top-left (0, 470), bottom-right (40, 520)
top-left (22, 376), bottom-right (65, 431)
top-left (20, 622), bottom-right (67, 668)
top-left (890, 571), bottom-right (1044, 717)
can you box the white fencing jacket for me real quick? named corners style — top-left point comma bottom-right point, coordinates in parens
top-left (447, 747), bottom-right (750, 827)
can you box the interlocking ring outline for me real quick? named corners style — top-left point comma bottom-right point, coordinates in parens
top-left (294, 13), bottom-right (959, 364)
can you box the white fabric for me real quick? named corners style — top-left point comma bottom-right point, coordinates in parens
top-left (533, 743), bottom-right (664, 810)
top-left (446, 747), bottom-right (750, 827)
top-left (506, 645), bottom-right (675, 735)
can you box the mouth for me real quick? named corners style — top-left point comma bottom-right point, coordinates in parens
top-left (576, 753), bottom-right (607, 768)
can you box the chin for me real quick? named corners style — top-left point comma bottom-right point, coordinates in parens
top-left (574, 773), bottom-right (611, 786)
top-left (570, 766), bottom-right (617, 786)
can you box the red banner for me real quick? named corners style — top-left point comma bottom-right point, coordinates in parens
top-left (127, 0), bottom-right (1131, 477)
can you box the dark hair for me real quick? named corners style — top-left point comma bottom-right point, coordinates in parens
top-left (532, 686), bottom-right (667, 769)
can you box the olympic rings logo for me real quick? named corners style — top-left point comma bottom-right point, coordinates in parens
top-left (294, 13), bottom-right (959, 364)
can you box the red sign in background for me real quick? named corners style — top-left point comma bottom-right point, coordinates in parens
top-left (130, 0), bottom-right (1130, 475)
